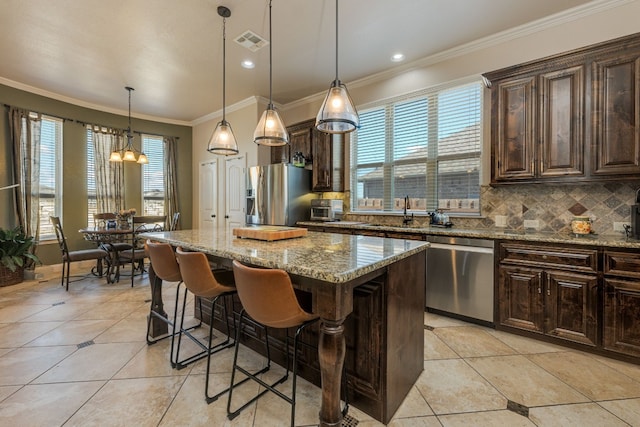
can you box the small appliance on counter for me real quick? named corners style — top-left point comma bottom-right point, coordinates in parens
top-left (310, 199), bottom-right (343, 222)
top-left (428, 209), bottom-right (453, 228)
top-left (631, 187), bottom-right (640, 239)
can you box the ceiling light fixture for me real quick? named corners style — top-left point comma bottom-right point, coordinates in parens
top-left (241, 60), bottom-right (255, 69)
top-left (316, 0), bottom-right (359, 134)
top-left (207, 5), bottom-right (239, 156)
top-left (253, 0), bottom-right (288, 147)
top-left (109, 86), bottom-right (148, 164)
top-left (391, 53), bottom-right (405, 62)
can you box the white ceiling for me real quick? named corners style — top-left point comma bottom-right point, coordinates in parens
top-left (0, 0), bottom-right (600, 124)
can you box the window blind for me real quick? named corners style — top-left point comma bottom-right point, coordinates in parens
top-left (142, 135), bottom-right (165, 216)
top-left (351, 80), bottom-right (482, 214)
top-left (38, 115), bottom-right (62, 239)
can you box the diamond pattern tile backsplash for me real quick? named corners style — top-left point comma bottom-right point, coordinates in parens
top-left (344, 180), bottom-right (640, 235)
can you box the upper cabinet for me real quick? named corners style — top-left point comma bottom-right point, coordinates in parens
top-left (484, 32), bottom-right (640, 184)
top-left (271, 119), bottom-right (344, 192)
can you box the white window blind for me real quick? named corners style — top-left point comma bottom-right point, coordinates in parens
top-left (38, 115), bottom-right (63, 239)
top-left (351, 80), bottom-right (482, 215)
top-left (142, 135), bottom-right (165, 216)
top-left (86, 129), bottom-right (97, 227)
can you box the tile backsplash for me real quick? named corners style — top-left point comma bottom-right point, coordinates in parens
top-left (343, 180), bottom-right (640, 235)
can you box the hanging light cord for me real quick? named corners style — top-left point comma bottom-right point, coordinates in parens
top-left (334, 0), bottom-right (339, 82)
top-left (222, 15), bottom-right (227, 122)
top-left (127, 87), bottom-right (132, 142)
top-left (268, 0), bottom-right (273, 108)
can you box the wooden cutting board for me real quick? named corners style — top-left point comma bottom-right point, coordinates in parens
top-left (232, 226), bottom-right (308, 241)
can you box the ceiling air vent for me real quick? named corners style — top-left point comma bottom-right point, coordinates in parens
top-left (234, 30), bottom-right (269, 52)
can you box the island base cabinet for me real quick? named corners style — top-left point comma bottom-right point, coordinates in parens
top-left (604, 278), bottom-right (640, 357)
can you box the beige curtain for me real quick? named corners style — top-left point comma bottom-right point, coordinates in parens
top-left (163, 136), bottom-right (179, 230)
top-left (90, 125), bottom-right (125, 213)
top-left (9, 107), bottom-right (42, 245)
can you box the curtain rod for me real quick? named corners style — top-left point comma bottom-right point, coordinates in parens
top-left (4, 104), bottom-right (180, 140)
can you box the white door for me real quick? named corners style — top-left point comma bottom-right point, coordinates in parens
top-left (225, 155), bottom-right (246, 232)
top-left (199, 160), bottom-right (218, 230)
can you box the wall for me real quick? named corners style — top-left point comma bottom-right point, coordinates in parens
top-left (0, 84), bottom-right (192, 265)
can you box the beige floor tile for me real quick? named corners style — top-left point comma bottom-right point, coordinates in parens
top-left (416, 359), bottom-right (507, 414)
top-left (424, 312), bottom-right (470, 328)
top-left (467, 354), bottom-right (589, 407)
top-left (485, 329), bottom-right (567, 354)
top-left (423, 329), bottom-right (458, 360)
top-left (529, 402), bottom-right (630, 426)
top-left (93, 316), bottom-right (149, 343)
top-left (392, 385), bottom-right (434, 419)
top-left (590, 354), bottom-right (640, 383)
top-left (114, 338), bottom-right (197, 379)
top-left (26, 319), bottom-right (117, 346)
top-left (599, 398), bottom-right (640, 425)
top-left (388, 416), bottom-right (442, 426)
top-left (0, 321), bottom-right (64, 347)
top-left (528, 351), bottom-right (640, 400)
top-left (437, 409), bottom-right (535, 427)
top-left (73, 300), bottom-right (148, 320)
top-left (65, 376), bottom-right (185, 427)
top-left (434, 326), bottom-right (517, 358)
top-left (0, 303), bottom-right (50, 322)
top-left (0, 381), bottom-right (104, 427)
top-left (33, 342), bottom-right (145, 383)
top-left (22, 301), bottom-right (96, 321)
top-left (0, 346), bottom-right (76, 385)
top-left (189, 343), bottom-right (266, 376)
top-left (0, 385), bottom-right (20, 402)
top-left (159, 373), bottom-right (258, 427)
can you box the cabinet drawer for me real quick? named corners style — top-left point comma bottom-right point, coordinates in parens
top-left (500, 243), bottom-right (597, 273)
top-left (386, 231), bottom-right (424, 241)
top-left (604, 251), bottom-right (640, 278)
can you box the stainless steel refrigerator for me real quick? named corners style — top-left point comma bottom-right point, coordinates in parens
top-left (245, 163), bottom-right (314, 226)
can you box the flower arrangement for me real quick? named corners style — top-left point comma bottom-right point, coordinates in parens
top-left (116, 208), bottom-right (137, 229)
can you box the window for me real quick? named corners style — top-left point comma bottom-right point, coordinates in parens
top-left (38, 115), bottom-right (63, 239)
top-left (142, 135), bottom-right (165, 215)
top-left (351, 80), bottom-right (482, 215)
top-left (87, 129), bottom-right (97, 227)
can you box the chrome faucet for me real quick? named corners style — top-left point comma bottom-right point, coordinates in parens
top-left (402, 195), bottom-right (414, 226)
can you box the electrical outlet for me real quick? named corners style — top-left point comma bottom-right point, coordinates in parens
top-left (495, 215), bottom-right (507, 227)
top-left (524, 220), bottom-right (539, 229)
top-left (613, 222), bottom-right (629, 232)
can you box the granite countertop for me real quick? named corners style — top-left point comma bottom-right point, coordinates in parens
top-left (298, 221), bottom-right (640, 249)
top-left (141, 228), bottom-right (428, 284)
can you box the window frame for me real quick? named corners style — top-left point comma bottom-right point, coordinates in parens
top-left (37, 114), bottom-right (63, 241)
top-left (141, 134), bottom-right (165, 216)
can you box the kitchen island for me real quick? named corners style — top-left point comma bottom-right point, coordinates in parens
top-left (141, 228), bottom-right (428, 426)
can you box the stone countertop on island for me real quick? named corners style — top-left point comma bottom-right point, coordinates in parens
top-left (298, 221), bottom-right (640, 249)
top-left (141, 228), bottom-right (429, 284)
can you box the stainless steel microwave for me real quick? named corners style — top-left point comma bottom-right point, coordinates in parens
top-left (310, 199), bottom-right (343, 222)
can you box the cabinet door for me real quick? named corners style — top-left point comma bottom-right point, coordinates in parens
top-left (545, 270), bottom-right (598, 346)
top-left (289, 126), bottom-right (312, 163)
top-left (592, 54), bottom-right (640, 176)
top-left (538, 66), bottom-right (585, 178)
top-left (492, 76), bottom-right (536, 182)
top-left (312, 131), bottom-right (344, 192)
top-left (603, 278), bottom-right (640, 357)
top-left (498, 265), bottom-right (544, 333)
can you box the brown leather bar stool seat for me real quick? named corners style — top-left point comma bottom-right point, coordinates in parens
top-left (175, 247), bottom-right (238, 402)
top-left (227, 260), bottom-right (328, 426)
top-left (144, 240), bottom-right (204, 368)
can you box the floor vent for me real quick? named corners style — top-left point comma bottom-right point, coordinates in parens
top-left (52, 301), bottom-right (65, 306)
top-left (77, 340), bottom-right (95, 349)
top-left (424, 325), bottom-right (434, 331)
top-left (342, 414), bottom-right (359, 426)
top-left (144, 298), bottom-right (152, 303)
top-left (507, 399), bottom-right (529, 417)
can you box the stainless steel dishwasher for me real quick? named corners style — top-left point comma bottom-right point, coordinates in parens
top-left (425, 235), bottom-right (495, 324)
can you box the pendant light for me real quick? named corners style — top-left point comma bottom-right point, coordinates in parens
top-left (316, 0), bottom-right (359, 134)
top-left (207, 6), bottom-right (239, 156)
top-left (109, 86), bottom-right (148, 164)
top-left (253, 0), bottom-right (288, 146)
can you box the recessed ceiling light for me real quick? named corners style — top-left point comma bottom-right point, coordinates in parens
top-left (391, 53), bottom-right (405, 62)
top-left (241, 60), bottom-right (255, 69)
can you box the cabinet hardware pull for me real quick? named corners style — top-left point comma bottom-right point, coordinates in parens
top-left (538, 286), bottom-right (541, 294)
top-left (547, 288), bottom-right (550, 296)
top-left (542, 255), bottom-right (548, 259)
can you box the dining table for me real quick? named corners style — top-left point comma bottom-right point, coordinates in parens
top-left (79, 226), bottom-right (135, 283)
top-left (140, 227), bottom-right (429, 426)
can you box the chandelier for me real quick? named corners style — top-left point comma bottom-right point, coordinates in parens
top-left (109, 86), bottom-right (148, 164)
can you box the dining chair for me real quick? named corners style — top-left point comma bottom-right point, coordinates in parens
top-left (50, 216), bottom-right (109, 291)
top-left (93, 213), bottom-right (133, 252)
top-left (227, 260), bottom-right (349, 426)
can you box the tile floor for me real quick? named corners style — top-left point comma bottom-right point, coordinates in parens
top-left (1, 264), bottom-right (640, 426)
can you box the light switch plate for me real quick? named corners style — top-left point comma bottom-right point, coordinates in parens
top-left (495, 215), bottom-right (507, 227)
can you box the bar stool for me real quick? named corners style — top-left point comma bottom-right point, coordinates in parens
top-left (144, 240), bottom-right (203, 367)
top-left (227, 260), bottom-right (330, 426)
top-left (175, 247), bottom-right (237, 402)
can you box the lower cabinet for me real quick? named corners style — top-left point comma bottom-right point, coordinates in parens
top-left (498, 242), bottom-right (599, 347)
top-left (603, 250), bottom-right (640, 357)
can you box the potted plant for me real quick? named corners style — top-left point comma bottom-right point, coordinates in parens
top-left (0, 226), bottom-right (40, 286)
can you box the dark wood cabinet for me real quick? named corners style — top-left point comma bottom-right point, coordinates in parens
top-left (485, 32), bottom-right (640, 184)
top-left (603, 250), bottom-right (640, 357)
top-left (271, 119), bottom-right (344, 192)
top-left (497, 242), bottom-right (598, 347)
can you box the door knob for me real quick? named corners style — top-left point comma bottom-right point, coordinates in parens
top-left (211, 215), bottom-right (216, 218)
top-left (225, 215), bottom-right (229, 219)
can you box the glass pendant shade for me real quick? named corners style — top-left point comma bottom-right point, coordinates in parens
top-left (207, 119), bottom-right (239, 155)
top-left (109, 151), bottom-right (123, 162)
top-left (316, 80), bottom-right (359, 133)
top-left (122, 149), bottom-right (137, 162)
top-left (136, 153), bottom-right (148, 164)
top-left (253, 106), bottom-right (288, 146)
